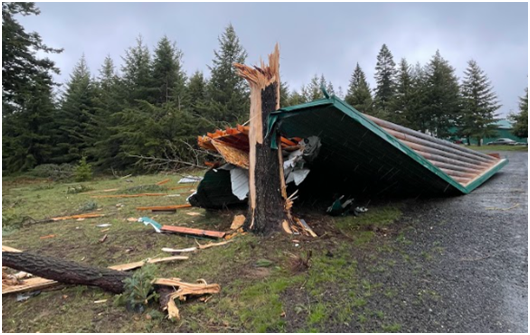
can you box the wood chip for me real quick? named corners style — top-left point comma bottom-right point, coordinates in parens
top-left (94, 299), bottom-right (107, 304)
top-left (185, 212), bottom-right (203, 217)
top-left (39, 234), bottom-right (56, 240)
top-left (230, 215), bottom-right (245, 230)
top-left (99, 234), bottom-right (108, 243)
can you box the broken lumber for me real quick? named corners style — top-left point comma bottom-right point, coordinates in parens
top-left (161, 225), bottom-right (226, 239)
top-left (295, 218), bottom-right (318, 238)
top-left (156, 178), bottom-right (171, 185)
top-left (196, 240), bottom-right (232, 250)
top-left (90, 193), bottom-right (166, 199)
top-left (136, 204), bottom-right (192, 211)
top-left (51, 213), bottom-right (105, 221)
top-left (153, 278), bottom-right (221, 320)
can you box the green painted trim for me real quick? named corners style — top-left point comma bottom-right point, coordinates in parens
top-left (268, 95), bottom-right (507, 194)
top-left (463, 158), bottom-right (508, 193)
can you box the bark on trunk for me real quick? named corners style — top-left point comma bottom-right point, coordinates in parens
top-left (234, 44), bottom-right (291, 235)
top-left (3, 251), bottom-right (130, 294)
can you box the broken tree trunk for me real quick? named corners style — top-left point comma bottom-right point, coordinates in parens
top-left (2, 251), bottom-right (130, 294)
top-left (234, 44), bottom-right (291, 234)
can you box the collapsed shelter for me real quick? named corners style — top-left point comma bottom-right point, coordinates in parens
top-left (190, 93), bottom-right (507, 209)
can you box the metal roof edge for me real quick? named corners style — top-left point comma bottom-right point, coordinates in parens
top-left (462, 158), bottom-right (509, 194)
top-left (328, 96), bottom-right (468, 194)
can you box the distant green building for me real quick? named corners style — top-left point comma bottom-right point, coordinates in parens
top-left (449, 119), bottom-right (527, 145)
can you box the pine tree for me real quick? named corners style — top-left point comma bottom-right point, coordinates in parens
top-left (345, 63), bottom-right (373, 114)
top-left (53, 56), bottom-right (97, 163)
top-left (90, 56), bottom-right (126, 169)
top-left (121, 36), bottom-right (154, 104)
top-left (423, 50), bottom-right (461, 137)
top-left (459, 60), bottom-right (500, 145)
top-left (206, 24), bottom-right (249, 124)
top-left (151, 36), bottom-right (187, 107)
top-left (279, 81), bottom-right (290, 106)
top-left (390, 59), bottom-right (414, 126)
top-left (407, 62), bottom-right (429, 132)
top-left (511, 88), bottom-right (528, 138)
top-left (2, 2), bottom-right (62, 172)
top-left (374, 44), bottom-right (396, 118)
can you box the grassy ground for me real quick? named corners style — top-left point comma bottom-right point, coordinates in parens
top-left (465, 144), bottom-right (527, 152)
top-left (2, 173), bottom-right (423, 332)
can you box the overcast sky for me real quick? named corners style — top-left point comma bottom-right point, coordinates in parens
top-left (19, 2), bottom-right (528, 117)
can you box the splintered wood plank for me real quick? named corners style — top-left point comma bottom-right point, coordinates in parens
top-left (136, 204), bottom-right (192, 211)
top-left (91, 193), bottom-right (166, 199)
top-left (161, 225), bottom-right (226, 239)
top-left (51, 213), bottom-right (105, 221)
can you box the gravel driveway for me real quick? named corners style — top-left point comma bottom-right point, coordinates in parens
top-left (385, 150), bottom-right (528, 332)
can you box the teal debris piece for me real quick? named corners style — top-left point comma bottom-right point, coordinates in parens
top-left (138, 217), bottom-right (162, 233)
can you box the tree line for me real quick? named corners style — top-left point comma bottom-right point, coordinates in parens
top-left (2, 3), bottom-right (528, 174)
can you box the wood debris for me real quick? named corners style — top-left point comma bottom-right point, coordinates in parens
top-left (51, 213), bottom-right (105, 221)
top-left (153, 278), bottom-right (221, 320)
top-left (136, 204), bottom-right (192, 211)
top-left (82, 188), bottom-right (119, 194)
top-left (196, 240), bottom-right (232, 250)
top-left (99, 234), bottom-right (108, 243)
top-left (91, 193), bottom-right (166, 199)
top-left (294, 218), bottom-right (318, 237)
top-left (2, 252), bottom-right (188, 295)
top-left (94, 299), bottom-right (107, 304)
top-left (185, 212), bottom-right (203, 217)
top-left (155, 178), bottom-right (171, 185)
top-left (39, 234), bottom-right (56, 239)
top-left (230, 215), bottom-right (245, 230)
top-left (162, 247), bottom-right (197, 253)
top-left (160, 225), bottom-right (226, 239)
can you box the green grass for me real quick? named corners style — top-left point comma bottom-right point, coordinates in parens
top-left (334, 205), bottom-right (402, 244)
top-left (466, 144), bottom-right (527, 152)
top-left (2, 173), bottom-right (413, 332)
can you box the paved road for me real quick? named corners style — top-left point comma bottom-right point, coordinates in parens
top-left (366, 151), bottom-right (527, 332)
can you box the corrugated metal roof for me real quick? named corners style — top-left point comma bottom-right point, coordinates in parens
top-left (268, 96), bottom-right (507, 195)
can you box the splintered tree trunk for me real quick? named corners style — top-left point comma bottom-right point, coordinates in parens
top-left (234, 44), bottom-right (291, 234)
top-left (3, 251), bottom-right (130, 294)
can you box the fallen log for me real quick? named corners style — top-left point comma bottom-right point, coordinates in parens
top-left (2, 252), bottom-right (219, 320)
top-left (3, 251), bottom-right (130, 293)
top-left (2, 253), bottom-right (188, 294)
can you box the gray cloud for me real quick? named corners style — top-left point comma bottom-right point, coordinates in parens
top-left (20, 2), bottom-right (528, 116)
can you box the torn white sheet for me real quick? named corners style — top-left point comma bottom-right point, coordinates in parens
top-left (292, 169), bottom-right (310, 185)
top-left (230, 168), bottom-right (249, 200)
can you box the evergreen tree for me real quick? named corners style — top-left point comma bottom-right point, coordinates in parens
top-left (279, 81), bottom-right (290, 106)
top-left (54, 56), bottom-right (97, 163)
top-left (390, 59), bottom-right (414, 126)
top-left (404, 62), bottom-right (429, 132)
top-left (90, 56), bottom-right (126, 169)
top-left (423, 50), bottom-right (461, 137)
top-left (151, 36), bottom-right (187, 107)
top-left (2, 2), bottom-right (62, 172)
top-left (206, 24), bottom-right (249, 124)
top-left (121, 36), bottom-right (154, 104)
top-left (345, 63), bottom-right (373, 115)
top-left (345, 63), bottom-right (373, 114)
top-left (510, 87), bottom-right (527, 138)
top-left (373, 44), bottom-right (396, 118)
top-left (287, 89), bottom-right (307, 106)
top-left (187, 70), bottom-right (207, 114)
top-left (458, 60), bottom-right (500, 145)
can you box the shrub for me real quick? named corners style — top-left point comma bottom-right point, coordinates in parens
top-left (75, 157), bottom-right (92, 182)
top-left (30, 164), bottom-right (75, 181)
